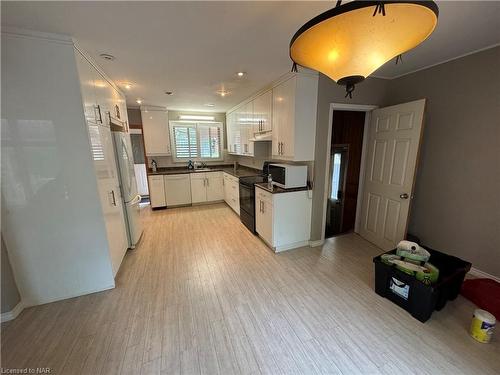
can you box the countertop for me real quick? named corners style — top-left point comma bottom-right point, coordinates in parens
top-left (255, 182), bottom-right (310, 194)
top-left (148, 164), bottom-right (262, 178)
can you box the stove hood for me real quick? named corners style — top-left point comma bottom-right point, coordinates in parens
top-left (249, 131), bottom-right (272, 142)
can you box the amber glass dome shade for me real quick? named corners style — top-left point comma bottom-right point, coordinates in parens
top-left (290, 1), bottom-right (438, 84)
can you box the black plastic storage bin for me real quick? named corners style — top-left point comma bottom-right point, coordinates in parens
top-left (373, 247), bottom-right (471, 322)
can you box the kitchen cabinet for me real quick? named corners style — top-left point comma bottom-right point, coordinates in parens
top-left (3, 31), bottom-right (135, 306)
top-left (164, 174), bottom-right (191, 206)
top-left (207, 172), bottom-right (224, 201)
top-left (239, 101), bottom-right (254, 156)
top-left (272, 74), bottom-right (318, 161)
top-left (226, 72), bottom-right (317, 160)
top-left (253, 90), bottom-right (272, 133)
top-left (190, 172), bottom-right (224, 204)
top-left (227, 111), bottom-right (242, 155)
top-left (76, 51), bottom-right (129, 277)
top-left (223, 172), bottom-right (240, 215)
top-left (141, 106), bottom-right (171, 156)
top-left (255, 185), bottom-right (312, 252)
top-left (148, 175), bottom-right (166, 208)
top-left (255, 188), bottom-right (273, 246)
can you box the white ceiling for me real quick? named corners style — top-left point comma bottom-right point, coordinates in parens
top-left (3, 1), bottom-right (500, 112)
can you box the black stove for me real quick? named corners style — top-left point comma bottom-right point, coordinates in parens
top-left (239, 162), bottom-right (270, 233)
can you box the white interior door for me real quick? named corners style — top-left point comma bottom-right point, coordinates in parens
top-left (359, 99), bottom-right (426, 250)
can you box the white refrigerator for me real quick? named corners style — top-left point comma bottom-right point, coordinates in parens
top-left (110, 115), bottom-right (144, 249)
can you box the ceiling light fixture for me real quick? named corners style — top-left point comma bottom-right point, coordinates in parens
top-left (136, 99), bottom-right (142, 104)
top-left (289, 0), bottom-right (439, 98)
top-left (217, 90), bottom-right (229, 97)
top-left (124, 83), bottom-right (132, 90)
top-left (165, 91), bottom-right (173, 95)
top-left (179, 115), bottom-right (215, 121)
top-left (236, 72), bottom-right (245, 77)
top-left (205, 103), bottom-right (215, 107)
top-left (99, 53), bottom-right (116, 61)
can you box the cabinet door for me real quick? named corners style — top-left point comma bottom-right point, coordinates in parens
top-left (148, 175), bottom-right (166, 208)
top-left (141, 109), bottom-right (171, 155)
top-left (75, 52), bottom-right (99, 124)
top-left (253, 90), bottom-right (272, 132)
top-left (164, 174), bottom-right (192, 206)
top-left (244, 101), bottom-right (254, 156)
top-left (223, 173), bottom-right (231, 203)
top-left (206, 172), bottom-right (224, 201)
top-left (272, 77), bottom-right (295, 159)
top-left (256, 195), bottom-right (273, 246)
top-left (190, 173), bottom-right (207, 203)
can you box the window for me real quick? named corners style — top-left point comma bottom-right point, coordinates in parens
top-left (330, 153), bottom-right (342, 200)
top-left (170, 121), bottom-right (223, 161)
top-left (172, 125), bottom-right (197, 158)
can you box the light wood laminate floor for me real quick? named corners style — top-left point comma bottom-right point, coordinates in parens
top-left (2, 203), bottom-right (499, 374)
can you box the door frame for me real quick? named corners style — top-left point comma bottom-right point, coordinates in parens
top-left (320, 103), bottom-right (378, 242)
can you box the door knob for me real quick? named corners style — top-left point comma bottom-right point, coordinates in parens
top-left (400, 193), bottom-right (409, 199)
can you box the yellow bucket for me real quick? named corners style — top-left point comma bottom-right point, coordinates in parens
top-left (470, 309), bottom-right (496, 343)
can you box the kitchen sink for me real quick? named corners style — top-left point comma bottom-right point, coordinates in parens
top-left (193, 168), bottom-right (212, 172)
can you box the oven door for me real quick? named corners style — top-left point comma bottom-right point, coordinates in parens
top-left (239, 183), bottom-right (255, 215)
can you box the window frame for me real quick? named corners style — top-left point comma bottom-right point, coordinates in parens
top-left (169, 121), bottom-right (224, 163)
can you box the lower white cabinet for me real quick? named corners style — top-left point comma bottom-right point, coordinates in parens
top-left (255, 186), bottom-right (312, 252)
top-left (190, 172), bottom-right (224, 204)
top-left (164, 174), bottom-right (191, 206)
top-left (223, 172), bottom-right (240, 215)
top-left (148, 175), bottom-right (166, 208)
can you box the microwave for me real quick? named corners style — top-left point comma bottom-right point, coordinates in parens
top-left (268, 164), bottom-right (307, 189)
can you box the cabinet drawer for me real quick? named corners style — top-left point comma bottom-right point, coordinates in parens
top-left (206, 171), bottom-right (223, 179)
top-left (256, 187), bottom-right (272, 204)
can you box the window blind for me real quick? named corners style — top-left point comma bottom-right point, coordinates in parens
top-left (173, 125), bottom-right (197, 158)
top-left (198, 125), bottom-right (221, 159)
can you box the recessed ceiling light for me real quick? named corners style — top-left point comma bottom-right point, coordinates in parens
top-left (99, 53), bottom-right (115, 61)
top-left (237, 71), bottom-right (245, 77)
top-left (165, 91), bottom-right (173, 95)
top-left (217, 90), bottom-right (229, 97)
top-left (124, 83), bottom-right (132, 90)
top-left (136, 99), bottom-right (142, 104)
top-left (205, 103), bottom-right (215, 107)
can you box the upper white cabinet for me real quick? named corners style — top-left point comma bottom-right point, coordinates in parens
top-left (226, 71), bottom-right (318, 161)
top-left (141, 106), bottom-right (171, 156)
top-left (272, 74), bottom-right (318, 161)
top-left (253, 90), bottom-right (272, 133)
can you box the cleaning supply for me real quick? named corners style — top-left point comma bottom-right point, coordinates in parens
top-left (396, 240), bottom-right (430, 262)
top-left (470, 309), bottom-right (496, 343)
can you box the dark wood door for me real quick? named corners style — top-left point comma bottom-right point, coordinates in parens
top-left (325, 110), bottom-right (365, 238)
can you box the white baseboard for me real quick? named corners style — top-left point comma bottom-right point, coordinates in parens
top-left (309, 239), bottom-right (325, 248)
top-left (275, 241), bottom-right (310, 253)
top-left (468, 267), bottom-right (500, 283)
top-left (1, 301), bottom-right (25, 323)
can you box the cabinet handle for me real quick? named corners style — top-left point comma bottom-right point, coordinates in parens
top-left (95, 105), bottom-right (103, 124)
top-left (111, 190), bottom-right (116, 206)
top-left (207, 178), bottom-right (209, 187)
top-left (262, 201), bottom-right (265, 214)
top-left (277, 142), bottom-right (280, 155)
